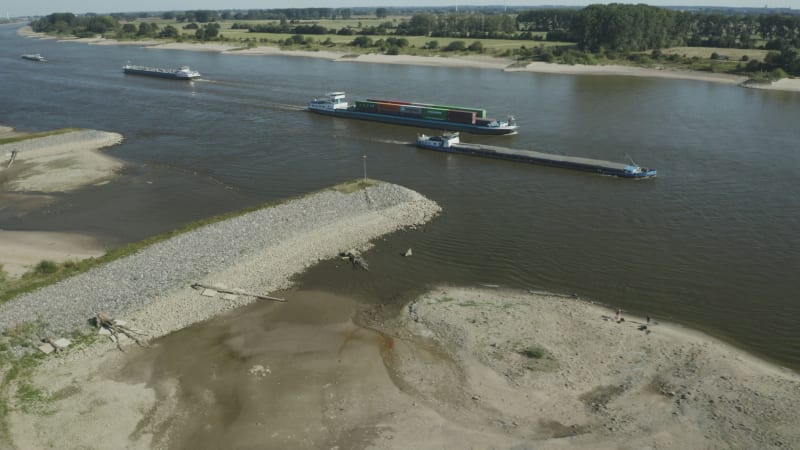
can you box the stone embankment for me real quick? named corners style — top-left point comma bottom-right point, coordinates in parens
top-left (0, 182), bottom-right (440, 339)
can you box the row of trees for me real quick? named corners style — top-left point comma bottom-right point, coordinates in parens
top-left (29, 8), bottom-right (800, 76)
top-left (516, 5), bottom-right (800, 51)
top-left (31, 13), bottom-right (118, 36)
top-left (395, 13), bottom-right (516, 39)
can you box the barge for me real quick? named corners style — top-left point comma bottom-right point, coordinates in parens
top-left (122, 63), bottom-right (201, 80)
top-left (308, 92), bottom-right (517, 135)
top-left (21, 53), bottom-right (46, 62)
top-left (416, 133), bottom-right (657, 179)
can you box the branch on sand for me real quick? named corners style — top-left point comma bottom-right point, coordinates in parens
top-left (93, 312), bottom-right (148, 351)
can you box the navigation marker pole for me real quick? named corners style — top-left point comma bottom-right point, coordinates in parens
top-left (362, 155), bottom-right (367, 181)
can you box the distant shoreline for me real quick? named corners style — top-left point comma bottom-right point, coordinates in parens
top-left (19, 26), bottom-right (800, 92)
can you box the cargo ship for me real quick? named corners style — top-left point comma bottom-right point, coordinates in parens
top-left (21, 53), bottom-right (46, 62)
top-left (416, 133), bottom-right (657, 179)
top-left (122, 63), bottom-right (201, 80)
top-left (307, 92), bottom-right (517, 135)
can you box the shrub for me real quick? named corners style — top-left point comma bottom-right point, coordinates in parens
top-left (33, 260), bottom-right (58, 276)
top-left (444, 40), bottom-right (466, 52)
top-left (519, 346), bottom-right (545, 359)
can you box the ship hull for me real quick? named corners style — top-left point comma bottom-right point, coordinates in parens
top-left (417, 139), bottom-right (656, 178)
top-left (308, 108), bottom-right (517, 135)
top-left (123, 68), bottom-right (198, 80)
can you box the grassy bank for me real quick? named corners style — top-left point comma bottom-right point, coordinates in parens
top-left (0, 128), bottom-right (81, 146)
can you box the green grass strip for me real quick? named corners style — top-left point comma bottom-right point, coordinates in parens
top-left (0, 128), bottom-right (82, 146)
top-left (0, 178), bottom-right (379, 304)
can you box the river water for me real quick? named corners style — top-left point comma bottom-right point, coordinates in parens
top-left (2, 24), bottom-right (799, 370)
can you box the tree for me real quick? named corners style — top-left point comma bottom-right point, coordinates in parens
top-left (351, 35), bottom-right (373, 47)
top-left (86, 15), bottom-right (117, 34)
top-left (445, 40), bottom-right (466, 51)
top-left (137, 22), bottom-right (157, 37)
top-left (376, 8), bottom-right (388, 19)
top-left (159, 25), bottom-right (179, 39)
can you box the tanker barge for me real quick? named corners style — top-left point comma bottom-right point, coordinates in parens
top-left (122, 63), bottom-right (201, 80)
top-left (308, 92), bottom-right (517, 135)
top-left (416, 133), bottom-right (656, 178)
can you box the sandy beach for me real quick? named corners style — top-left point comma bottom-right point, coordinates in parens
top-left (19, 26), bottom-right (800, 91)
top-left (4, 284), bottom-right (798, 449)
top-left (0, 126), bottom-right (124, 277)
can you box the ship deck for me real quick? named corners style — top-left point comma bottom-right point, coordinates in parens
top-left (453, 143), bottom-right (631, 171)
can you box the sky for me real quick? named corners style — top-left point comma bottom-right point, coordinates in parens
top-left (3, 0), bottom-right (796, 18)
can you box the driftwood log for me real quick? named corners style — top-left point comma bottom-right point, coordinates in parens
top-left (191, 283), bottom-right (286, 302)
top-left (94, 312), bottom-right (147, 351)
top-left (340, 250), bottom-right (369, 271)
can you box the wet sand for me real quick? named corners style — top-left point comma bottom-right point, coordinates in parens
top-left (8, 287), bottom-right (799, 449)
top-left (0, 126), bottom-right (124, 277)
top-left (0, 230), bottom-right (104, 277)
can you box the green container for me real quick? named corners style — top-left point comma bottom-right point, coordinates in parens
top-left (422, 108), bottom-right (448, 120)
top-left (355, 101), bottom-right (377, 111)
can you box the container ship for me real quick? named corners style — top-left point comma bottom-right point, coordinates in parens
top-left (416, 133), bottom-right (656, 179)
top-left (308, 92), bottom-right (517, 135)
top-left (122, 64), bottom-right (201, 80)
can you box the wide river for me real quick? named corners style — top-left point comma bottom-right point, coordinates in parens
top-left (2, 24), bottom-right (799, 370)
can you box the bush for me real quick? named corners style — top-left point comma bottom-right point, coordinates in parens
top-left (468, 41), bottom-right (483, 52)
top-left (519, 346), bottom-right (545, 359)
top-left (33, 260), bottom-right (58, 276)
top-left (351, 35), bottom-right (373, 48)
top-left (770, 68), bottom-right (788, 80)
top-left (444, 40), bottom-right (466, 51)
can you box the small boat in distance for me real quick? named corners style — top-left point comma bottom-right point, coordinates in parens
top-left (21, 53), bottom-right (46, 62)
top-left (308, 92), bottom-right (518, 135)
top-left (416, 133), bottom-right (657, 179)
top-left (122, 63), bottom-right (201, 80)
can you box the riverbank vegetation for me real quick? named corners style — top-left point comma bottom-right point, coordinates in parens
top-left (0, 178), bottom-right (378, 305)
top-left (29, 5), bottom-right (800, 80)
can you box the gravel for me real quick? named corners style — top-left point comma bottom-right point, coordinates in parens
top-left (0, 182), bottom-right (440, 340)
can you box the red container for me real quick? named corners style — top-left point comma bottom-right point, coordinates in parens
top-left (376, 102), bottom-right (402, 113)
top-left (368, 99), bottom-right (412, 105)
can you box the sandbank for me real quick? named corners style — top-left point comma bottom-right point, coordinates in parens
top-left (513, 60), bottom-right (749, 84)
top-left (0, 230), bottom-right (105, 277)
top-left (0, 128), bottom-right (124, 193)
top-left (5, 284), bottom-right (799, 449)
top-left (0, 126), bottom-right (123, 277)
top-left (742, 77), bottom-right (800, 92)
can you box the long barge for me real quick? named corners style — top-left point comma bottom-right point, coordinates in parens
top-left (308, 92), bottom-right (517, 135)
top-left (416, 133), bottom-right (656, 178)
top-left (122, 63), bottom-right (201, 80)
top-left (21, 53), bottom-right (46, 62)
